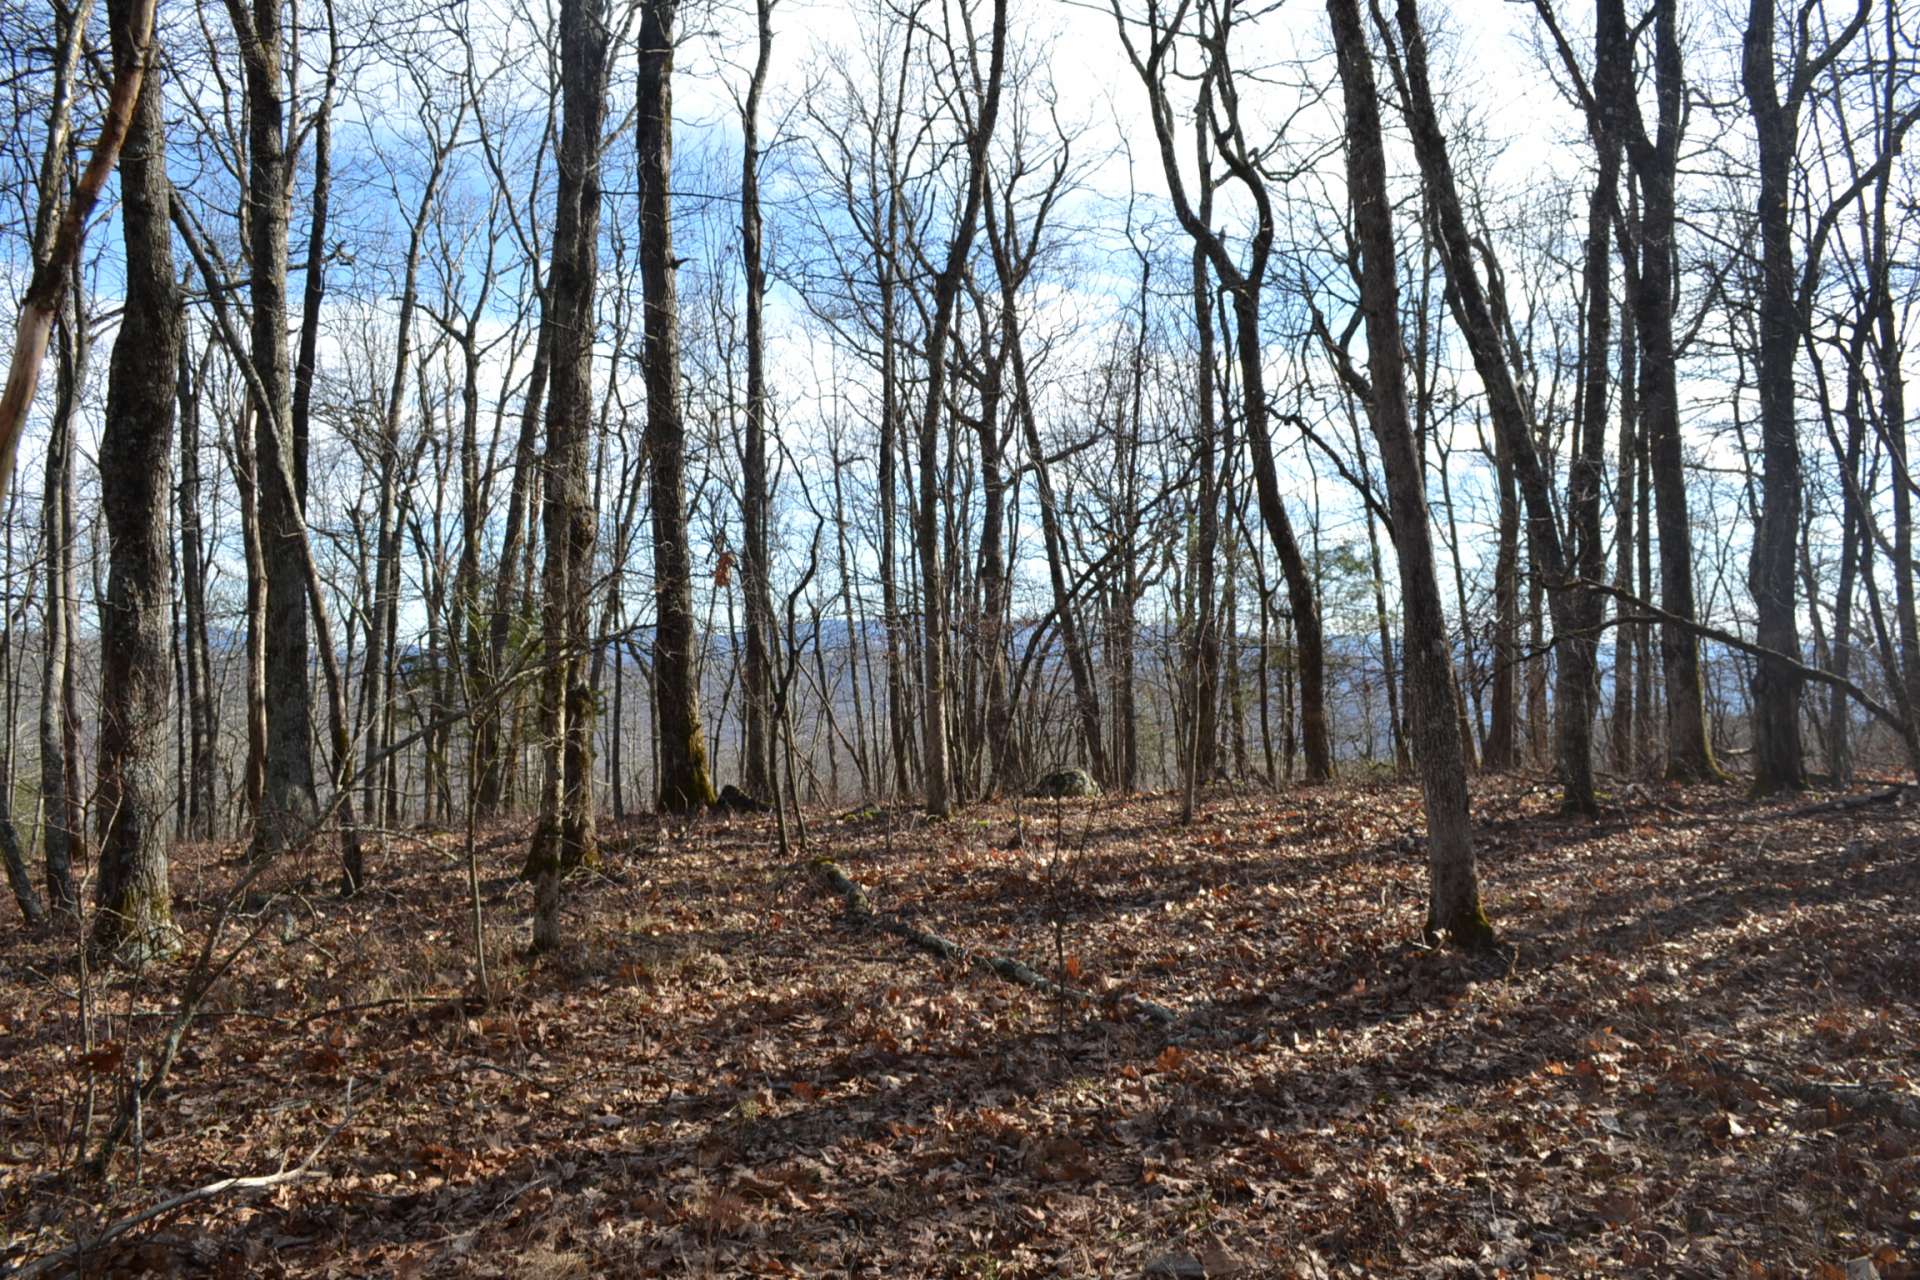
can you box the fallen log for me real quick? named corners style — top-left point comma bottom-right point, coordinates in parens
top-left (808, 857), bottom-right (1177, 1028)
top-left (1768, 784), bottom-right (1911, 821)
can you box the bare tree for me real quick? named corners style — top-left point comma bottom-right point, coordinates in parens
top-left (909, 0), bottom-right (1010, 817)
top-left (638, 0), bottom-right (718, 813)
top-left (739, 0), bottom-right (779, 803)
top-left (1741, 0), bottom-right (1872, 794)
top-left (91, 0), bottom-right (184, 965)
top-left (1327, 0), bottom-right (1491, 949)
top-left (525, 0), bottom-right (610, 947)
top-left (1113, 0), bottom-right (1335, 782)
top-left (1378, 0), bottom-right (1600, 813)
top-left (1536, 0), bottom-right (1721, 781)
top-left (226, 0), bottom-right (320, 860)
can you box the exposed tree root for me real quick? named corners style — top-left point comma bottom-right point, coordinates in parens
top-left (808, 857), bottom-right (1177, 1029)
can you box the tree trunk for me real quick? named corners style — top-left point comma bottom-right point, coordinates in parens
top-left (177, 344), bottom-right (217, 837)
top-left (914, 0), bottom-right (1008, 817)
top-left (1387, 0), bottom-right (1591, 810)
top-left (232, 0), bottom-right (320, 861)
top-left (739, 0), bottom-right (777, 803)
top-left (91, 0), bottom-right (183, 964)
top-left (524, 0), bottom-right (608, 950)
top-left (638, 0), bottom-right (717, 814)
top-left (1610, 278), bottom-right (1638, 775)
top-left (1589, 0), bottom-right (1720, 780)
top-left (1485, 430), bottom-right (1519, 770)
top-left (40, 310), bottom-right (83, 917)
top-left (1182, 245), bottom-right (1222, 818)
top-left (477, 319), bottom-right (549, 818)
top-left (1330, 0), bottom-right (1492, 948)
top-left (1741, 0), bottom-right (1807, 794)
top-left (0, 0), bottom-right (151, 514)
top-left (1560, 68), bottom-right (1621, 812)
top-left (1350, 397), bottom-right (1406, 771)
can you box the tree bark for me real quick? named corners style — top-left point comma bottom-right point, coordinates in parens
top-left (739, 0), bottom-right (777, 803)
top-left (1741, 0), bottom-right (1810, 794)
top-left (638, 0), bottom-right (717, 814)
top-left (914, 0), bottom-right (1009, 817)
top-left (525, 0), bottom-right (609, 949)
top-left (229, 0), bottom-right (320, 860)
top-left (1329, 0), bottom-right (1491, 949)
top-left (1383, 0), bottom-right (1594, 810)
top-left (91, 0), bottom-right (183, 964)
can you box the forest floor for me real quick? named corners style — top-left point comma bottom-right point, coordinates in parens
top-left (1, 774), bottom-right (1917, 1278)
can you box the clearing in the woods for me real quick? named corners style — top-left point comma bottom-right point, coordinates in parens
top-left (1, 778), bottom-right (1916, 1277)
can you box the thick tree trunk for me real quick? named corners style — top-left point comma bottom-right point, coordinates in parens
top-left (1328, 0), bottom-right (1491, 949)
top-left (91, 0), bottom-right (183, 964)
top-left (638, 0), bottom-right (717, 814)
top-left (1742, 0), bottom-right (1807, 794)
top-left (232, 0), bottom-right (320, 861)
top-left (524, 0), bottom-right (608, 950)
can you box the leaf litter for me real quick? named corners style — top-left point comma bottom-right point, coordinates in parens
top-left (0, 776), bottom-right (1915, 1277)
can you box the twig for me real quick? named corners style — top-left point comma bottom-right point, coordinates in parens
top-left (808, 857), bottom-right (1177, 1028)
top-left (6, 1078), bottom-right (379, 1279)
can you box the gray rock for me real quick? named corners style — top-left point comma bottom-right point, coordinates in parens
top-left (1026, 767), bottom-right (1101, 799)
